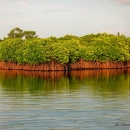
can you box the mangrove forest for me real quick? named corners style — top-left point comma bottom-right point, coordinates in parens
top-left (0, 27), bottom-right (130, 70)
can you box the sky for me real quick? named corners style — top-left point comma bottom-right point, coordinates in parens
top-left (0, 0), bottom-right (130, 39)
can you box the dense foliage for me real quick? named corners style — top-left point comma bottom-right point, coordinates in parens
top-left (7, 27), bottom-right (38, 39)
top-left (0, 32), bottom-right (130, 64)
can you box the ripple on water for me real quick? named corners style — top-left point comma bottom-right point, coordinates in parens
top-left (0, 70), bottom-right (130, 130)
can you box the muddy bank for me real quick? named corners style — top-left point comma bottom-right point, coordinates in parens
top-left (0, 59), bottom-right (130, 71)
top-left (0, 60), bottom-right (66, 71)
top-left (70, 59), bottom-right (125, 69)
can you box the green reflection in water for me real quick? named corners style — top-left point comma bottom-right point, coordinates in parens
top-left (0, 69), bottom-right (129, 97)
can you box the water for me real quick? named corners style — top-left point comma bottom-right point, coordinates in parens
top-left (0, 69), bottom-right (130, 130)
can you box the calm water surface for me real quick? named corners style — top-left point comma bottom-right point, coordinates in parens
top-left (0, 69), bottom-right (130, 130)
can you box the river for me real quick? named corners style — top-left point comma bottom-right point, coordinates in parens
top-left (0, 69), bottom-right (130, 130)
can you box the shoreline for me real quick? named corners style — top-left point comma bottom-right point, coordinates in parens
top-left (0, 59), bottom-right (130, 71)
